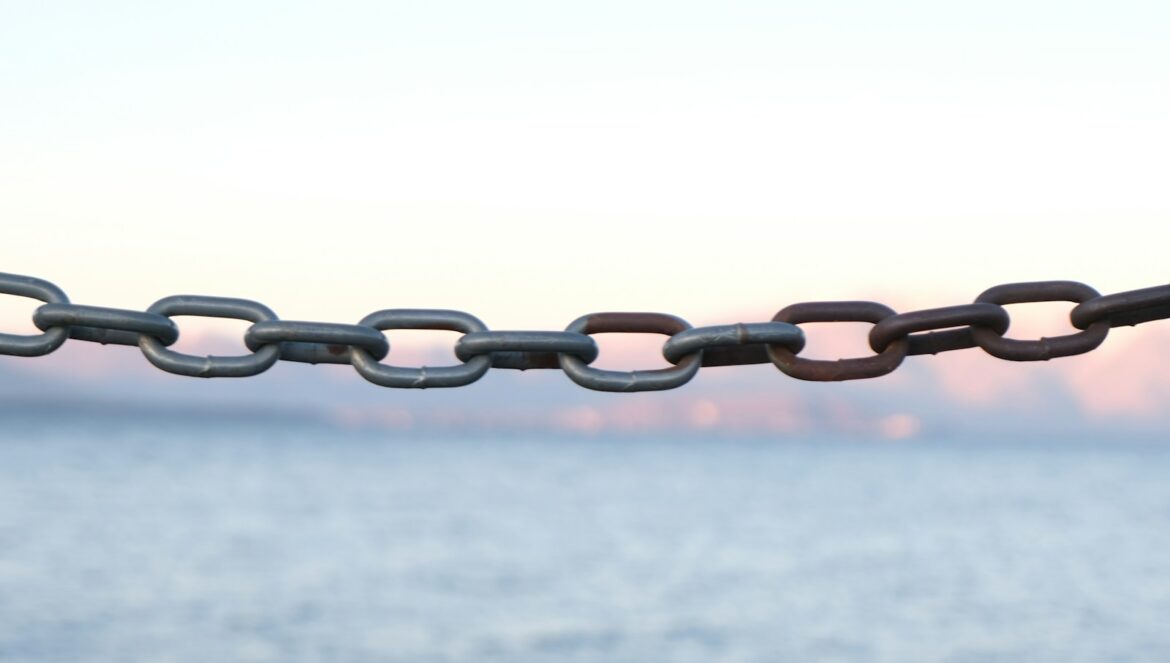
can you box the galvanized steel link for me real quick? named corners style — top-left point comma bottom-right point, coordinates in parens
top-left (33, 303), bottom-right (180, 347)
top-left (559, 312), bottom-right (701, 392)
top-left (140, 295), bottom-right (281, 378)
top-left (350, 309), bottom-right (491, 389)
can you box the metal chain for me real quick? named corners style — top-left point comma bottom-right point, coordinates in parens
top-left (1, 271), bottom-right (1168, 391)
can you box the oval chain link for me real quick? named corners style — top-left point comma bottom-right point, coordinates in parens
top-left (140, 296), bottom-right (281, 378)
top-left (970, 281), bottom-right (1109, 361)
top-left (350, 309), bottom-right (490, 389)
top-left (768, 302), bottom-right (908, 381)
top-left (559, 312), bottom-right (701, 392)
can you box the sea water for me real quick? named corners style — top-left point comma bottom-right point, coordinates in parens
top-left (1, 417), bottom-right (1169, 663)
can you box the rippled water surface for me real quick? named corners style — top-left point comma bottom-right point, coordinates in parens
top-left (2, 418), bottom-right (1169, 662)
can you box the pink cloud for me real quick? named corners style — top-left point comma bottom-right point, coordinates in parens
top-left (1060, 327), bottom-right (1170, 418)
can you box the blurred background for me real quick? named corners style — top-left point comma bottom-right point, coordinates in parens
top-left (1, 2), bottom-right (1169, 661)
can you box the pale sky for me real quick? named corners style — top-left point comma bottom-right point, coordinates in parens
top-left (2, 1), bottom-right (1168, 334)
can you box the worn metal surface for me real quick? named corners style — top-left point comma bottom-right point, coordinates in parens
top-left (1071, 284), bottom-right (1170, 329)
top-left (1, 271), bottom-right (1168, 389)
top-left (971, 281), bottom-right (1110, 361)
top-left (869, 303), bottom-right (1010, 356)
top-left (661, 322), bottom-right (803, 366)
top-left (768, 302), bottom-right (908, 381)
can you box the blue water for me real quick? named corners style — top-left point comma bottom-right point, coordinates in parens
top-left (1, 419), bottom-right (1169, 662)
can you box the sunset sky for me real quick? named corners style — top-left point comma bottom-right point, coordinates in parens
top-left (1, 2), bottom-right (1168, 428)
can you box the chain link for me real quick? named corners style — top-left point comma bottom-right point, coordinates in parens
top-left (351, 309), bottom-right (491, 389)
top-left (33, 303), bottom-right (180, 347)
top-left (769, 301), bottom-right (908, 381)
top-left (140, 295), bottom-right (281, 378)
top-left (971, 281), bottom-right (1109, 361)
top-left (1, 271), bottom-right (1167, 390)
top-left (559, 312), bottom-right (702, 392)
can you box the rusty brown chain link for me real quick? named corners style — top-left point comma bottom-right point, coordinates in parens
top-left (1, 272), bottom-right (1168, 391)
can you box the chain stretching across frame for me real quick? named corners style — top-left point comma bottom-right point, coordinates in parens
top-left (1, 272), bottom-right (1168, 392)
